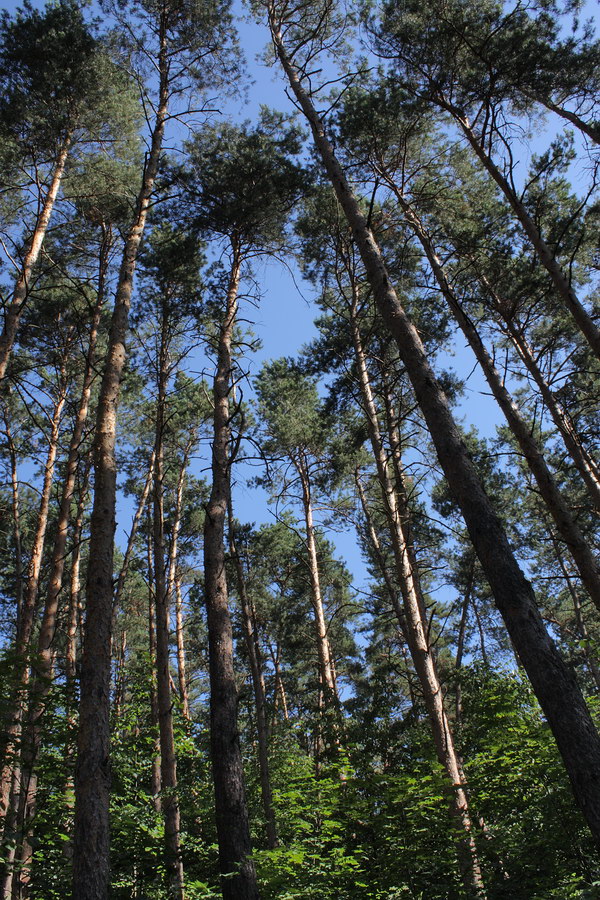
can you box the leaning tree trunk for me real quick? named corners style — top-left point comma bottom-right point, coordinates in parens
top-left (72, 18), bottom-right (170, 897)
top-left (266, 2), bottom-right (600, 846)
top-left (349, 294), bottom-right (485, 897)
top-left (203, 237), bottom-right (259, 900)
top-left (0, 134), bottom-right (72, 382)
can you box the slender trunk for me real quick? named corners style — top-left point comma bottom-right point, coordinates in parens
top-left (113, 450), bottom-right (156, 610)
top-left (113, 631), bottom-right (127, 720)
top-left (267, 10), bottom-right (600, 845)
top-left (1, 367), bottom-right (68, 829)
top-left (66, 475), bottom-right (89, 704)
top-left (167, 437), bottom-right (195, 721)
top-left (0, 135), bottom-right (72, 381)
top-left (173, 578), bottom-right (190, 719)
top-left (152, 312), bottom-right (185, 899)
top-left (13, 252), bottom-right (109, 896)
top-left (297, 460), bottom-right (338, 706)
top-left (147, 519), bottom-right (162, 814)
top-left (72, 17), bottom-right (170, 897)
top-left (203, 239), bottom-right (258, 899)
top-left (455, 558), bottom-right (476, 724)
top-left (228, 494), bottom-right (278, 849)
top-left (396, 197), bottom-right (600, 609)
top-left (267, 641), bottom-right (288, 723)
top-left (349, 301), bottom-right (484, 895)
top-left (2, 407), bottom-right (23, 618)
top-left (439, 101), bottom-right (600, 360)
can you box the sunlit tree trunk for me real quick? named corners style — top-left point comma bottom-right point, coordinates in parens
top-left (0, 134), bottom-right (72, 381)
top-left (296, 458), bottom-right (338, 706)
top-left (349, 294), bottom-right (485, 896)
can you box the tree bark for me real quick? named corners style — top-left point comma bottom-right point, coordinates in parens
top-left (349, 298), bottom-right (485, 896)
top-left (72, 13), bottom-right (170, 894)
top-left (0, 134), bottom-right (72, 382)
top-left (267, 4), bottom-right (600, 846)
top-left (152, 310), bottom-right (185, 899)
top-left (228, 494), bottom-right (278, 849)
top-left (167, 437), bottom-right (195, 721)
top-left (296, 458), bottom-right (338, 706)
top-left (203, 239), bottom-right (258, 899)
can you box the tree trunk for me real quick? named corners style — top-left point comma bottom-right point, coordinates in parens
top-left (1, 365), bottom-right (68, 834)
top-left (13, 270), bottom-right (106, 899)
top-left (1, 405), bottom-right (23, 620)
top-left (0, 134), bottom-right (72, 381)
top-left (349, 298), bottom-right (485, 896)
top-left (267, 6), bottom-right (600, 846)
top-left (152, 312), bottom-right (185, 899)
top-left (114, 450), bottom-right (156, 610)
top-left (72, 13), bottom-right (170, 892)
top-left (203, 238), bottom-right (259, 899)
top-left (296, 459), bottom-right (338, 706)
top-left (167, 437), bottom-right (195, 721)
top-left (228, 494), bottom-right (278, 849)
top-left (147, 519), bottom-right (162, 814)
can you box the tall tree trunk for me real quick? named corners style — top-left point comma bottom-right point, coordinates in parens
top-left (114, 450), bottom-right (156, 610)
top-left (0, 134), bottom-right (72, 381)
top-left (394, 196), bottom-right (600, 609)
top-left (167, 437), bottom-right (195, 721)
top-left (72, 16), bottom-right (170, 896)
top-left (14, 269), bottom-right (107, 900)
top-left (228, 493), bottom-right (278, 849)
top-left (267, 641), bottom-right (288, 723)
top-left (2, 405), bottom-right (23, 619)
top-left (296, 459), bottom-right (338, 706)
top-left (152, 312), bottom-right (185, 900)
top-left (1, 364), bottom-right (68, 835)
top-left (349, 298), bottom-right (485, 896)
top-left (147, 518), bottom-right (162, 814)
top-left (267, 5), bottom-right (600, 845)
top-left (203, 238), bottom-right (258, 899)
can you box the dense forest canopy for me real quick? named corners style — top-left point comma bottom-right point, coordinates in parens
top-left (0, 0), bottom-right (599, 898)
